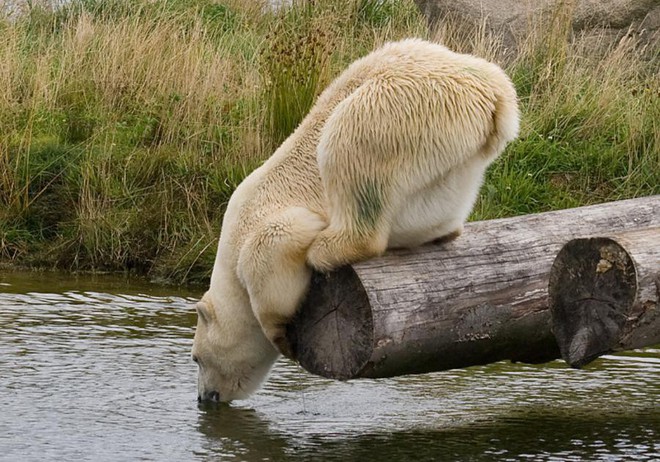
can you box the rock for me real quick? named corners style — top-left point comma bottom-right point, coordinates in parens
top-left (571, 0), bottom-right (657, 29)
top-left (413, 0), bottom-right (660, 56)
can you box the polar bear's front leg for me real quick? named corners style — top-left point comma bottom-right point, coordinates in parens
top-left (237, 207), bottom-right (327, 357)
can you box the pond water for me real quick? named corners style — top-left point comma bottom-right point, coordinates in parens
top-left (1, 271), bottom-right (658, 462)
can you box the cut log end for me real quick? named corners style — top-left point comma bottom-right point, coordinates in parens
top-left (549, 238), bottom-right (637, 368)
top-left (288, 266), bottom-right (374, 380)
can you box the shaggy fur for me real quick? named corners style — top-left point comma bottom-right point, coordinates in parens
top-left (192, 39), bottom-right (519, 402)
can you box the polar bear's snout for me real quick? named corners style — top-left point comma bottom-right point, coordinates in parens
top-left (193, 295), bottom-right (281, 402)
top-left (198, 390), bottom-right (221, 403)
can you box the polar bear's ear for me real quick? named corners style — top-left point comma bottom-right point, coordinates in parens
top-left (195, 301), bottom-right (213, 324)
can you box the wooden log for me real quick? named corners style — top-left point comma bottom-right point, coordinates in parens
top-left (549, 227), bottom-right (660, 368)
top-left (286, 195), bottom-right (660, 380)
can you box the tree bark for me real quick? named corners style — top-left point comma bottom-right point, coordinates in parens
top-left (549, 227), bottom-right (660, 368)
top-left (286, 196), bottom-right (660, 380)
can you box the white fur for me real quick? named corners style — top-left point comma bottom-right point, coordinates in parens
top-left (192, 39), bottom-right (519, 402)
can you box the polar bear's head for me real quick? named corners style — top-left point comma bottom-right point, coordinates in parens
top-left (192, 296), bottom-right (279, 403)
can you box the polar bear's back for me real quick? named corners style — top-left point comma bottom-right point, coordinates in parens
top-left (315, 39), bottom-right (517, 127)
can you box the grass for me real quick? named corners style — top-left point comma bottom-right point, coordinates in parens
top-left (0, 0), bottom-right (657, 284)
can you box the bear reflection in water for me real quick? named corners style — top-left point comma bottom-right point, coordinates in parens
top-left (191, 38), bottom-right (520, 403)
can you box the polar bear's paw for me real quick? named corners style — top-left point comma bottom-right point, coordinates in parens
top-left (307, 227), bottom-right (388, 272)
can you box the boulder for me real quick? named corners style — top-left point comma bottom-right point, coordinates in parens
top-left (414, 0), bottom-right (660, 55)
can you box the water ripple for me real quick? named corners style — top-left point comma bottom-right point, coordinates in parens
top-left (0, 272), bottom-right (658, 462)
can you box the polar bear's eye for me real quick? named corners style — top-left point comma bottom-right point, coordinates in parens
top-left (192, 355), bottom-right (199, 364)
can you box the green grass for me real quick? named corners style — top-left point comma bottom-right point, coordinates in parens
top-left (0, 0), bottom-right (657, 284)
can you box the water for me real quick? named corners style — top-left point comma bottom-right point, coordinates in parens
top-left (1, 271), bottom-right (658, 462)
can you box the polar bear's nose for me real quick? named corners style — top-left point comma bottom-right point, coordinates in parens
top-left (200, 390), bottom-right (220, 403)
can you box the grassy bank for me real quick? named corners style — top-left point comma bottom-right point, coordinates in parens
top-left (1, 0), bottom-right (658, 285)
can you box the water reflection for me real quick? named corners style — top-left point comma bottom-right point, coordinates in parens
top-left (197, 406), bottom-right (291, 460)
top-left (1, 271), bottom-right (658, 461)
top-left (195, 396), bottom-right (660, 461)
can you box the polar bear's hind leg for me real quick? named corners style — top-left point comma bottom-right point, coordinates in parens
top-left (306, 177), bottom-right (393, 272)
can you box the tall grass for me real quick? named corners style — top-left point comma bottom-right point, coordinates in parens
top-left (472, 7), bottom-right (659, 218)
top-left (0, 0), bottom-right (657, 284)
top-left (262, 4), bottom-right (334, 145)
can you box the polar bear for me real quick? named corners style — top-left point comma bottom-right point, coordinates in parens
top-left (192, 39), bottom-right (519, 402)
